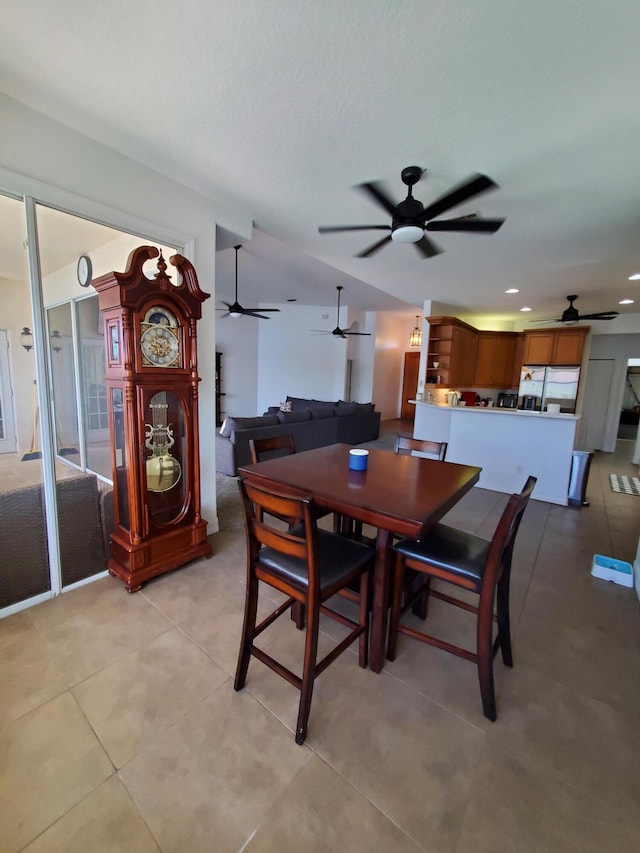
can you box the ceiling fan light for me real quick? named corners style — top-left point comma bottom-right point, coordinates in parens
top-left (230, 310), bottom-right (243, 318)
top-left (392, 225), bottom-right (423, 244)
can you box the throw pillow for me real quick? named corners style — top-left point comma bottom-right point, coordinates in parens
top-left (279, 401), bottom-right (292, 412)
top-left (277, 410), bottom-right (311, 424)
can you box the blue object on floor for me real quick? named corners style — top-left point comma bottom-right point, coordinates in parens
top-left (591, 554), bottom-right (634, 588)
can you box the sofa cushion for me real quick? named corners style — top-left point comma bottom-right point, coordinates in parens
top-left (336, 401), bottom-right (357, 416)
top-left (311, 399), bottom-right (339, 409)
top-left (221, 414), bottom-right (278, 438)
top-left (277, 410), bottom-right (311, 424)
top-left (287, 396), bottom-right (314, 413)
top-left (355, 402), bottom-right (375, 414)
top-left (308, 405), bottom-right (335, 419)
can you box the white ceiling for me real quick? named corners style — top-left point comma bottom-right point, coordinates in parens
top-left (2, 1), bottom-right (640, 326)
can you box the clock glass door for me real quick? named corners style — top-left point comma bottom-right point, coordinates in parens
top-left (143, 389), bottom-right (187, 526)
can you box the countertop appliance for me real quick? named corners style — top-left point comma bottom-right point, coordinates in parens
top-left (518, 365), bottom-right (580, 413)
top-left (497, 392), bottom-right (518, 409)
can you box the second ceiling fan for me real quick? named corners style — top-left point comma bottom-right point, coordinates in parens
top-left (313, 286), bottom-right (371, 339)
top-left (319, 166), bottom-right (505, 259)
top-left (218, 244), bottom-right (280, 320)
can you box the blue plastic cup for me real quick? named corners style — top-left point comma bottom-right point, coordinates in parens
top-left (349, 449), bottom-right (369, 471)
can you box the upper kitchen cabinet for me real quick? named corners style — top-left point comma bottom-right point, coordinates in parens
top-left (427, 317), bottom-right (478, 387)
top-left (474, 331), bottom-right (521, 388)
top-left (523, 327), bottom-right (589, 365)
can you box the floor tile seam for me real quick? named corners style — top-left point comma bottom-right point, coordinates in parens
top-left (12, 767), bottom-right (124, 853)
top-left (113, 768), bottom-right (165, 853)
top-left (298, 749), bottom-right (432, 852)
top-left (482, 732), bottom-right (640, 834)
top-left (375, 665), bottom-right (489, 735)
top-left (111, 675), bottom-right (233, 774)
top-left (0, 678), bottom-right (70, 733)
top-left (61, 623), bottom-right (176, 689)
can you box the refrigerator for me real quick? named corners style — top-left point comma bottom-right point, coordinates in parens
top-left (518, 365), bottom-right (580, 413)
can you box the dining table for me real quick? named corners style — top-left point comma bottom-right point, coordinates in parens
top-left (238, 443), bottom-right (481, 672)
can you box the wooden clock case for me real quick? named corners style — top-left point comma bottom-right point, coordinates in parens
top-left (92, 246), bottom-right (212, 591)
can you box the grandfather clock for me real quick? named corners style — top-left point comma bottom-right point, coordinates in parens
top-left (92, 245), bottom-right (212, 591)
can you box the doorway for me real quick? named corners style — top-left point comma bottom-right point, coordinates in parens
top-left (401, 351), bottom-right (421, 420)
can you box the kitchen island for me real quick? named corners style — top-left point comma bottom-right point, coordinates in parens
top-left (412, 401), bottom-right (579, 505)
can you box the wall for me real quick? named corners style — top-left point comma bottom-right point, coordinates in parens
top-left (0, 93), bottom-right (254, 529)
top-left (215, 313), bottom-right (260, 418)
top-left (256, 304), bottom-right (347, 413)
top-left (4, 277), bottom-right (34, 453)
top-left (587, 333), bottom-right (640, 452)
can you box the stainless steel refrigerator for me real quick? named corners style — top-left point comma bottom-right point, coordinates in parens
top-left (518, 365), bottom-right (580, 413)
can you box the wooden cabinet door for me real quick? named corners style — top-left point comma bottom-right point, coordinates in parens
top-left (511, 334), bottom-right (525, 387)
top-left (523, 331), bottom-right (554, 364)
top-left (450, 325), bottom-right (478, 386)
top-left (474, 333), bottom-right (517, 387)
top-left (551, 328), bottom-right (588, 364)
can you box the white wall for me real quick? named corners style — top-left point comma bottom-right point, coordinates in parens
top-left (0, 93), bottom-right (254, 529)
top-left (256, 304), bottom-right (347, 413)
top-left (214, 313), bottom-right (260, 417)
top-left (3, 278), bottom-right (35, 453)
top-left (587, 333), bottom-right (640, 452)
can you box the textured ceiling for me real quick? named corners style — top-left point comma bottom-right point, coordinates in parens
top-left (2, 1), bottom-right (640, 326)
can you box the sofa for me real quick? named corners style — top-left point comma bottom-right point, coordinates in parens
top-left (215, 396), bottom-right (381, 476)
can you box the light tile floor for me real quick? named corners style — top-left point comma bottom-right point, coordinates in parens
top-left (1, 431), bottom-right (639, 852)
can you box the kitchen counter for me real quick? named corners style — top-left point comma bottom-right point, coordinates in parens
top-left (412, 400), bottom-right (580, 505)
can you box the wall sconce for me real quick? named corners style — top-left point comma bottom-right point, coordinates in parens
top-left (50, 330), bottom-right (63, 353)
top-left (408, 316), bottom-right (422, 347)
top-left (20, 327), bottom-right (34, 352)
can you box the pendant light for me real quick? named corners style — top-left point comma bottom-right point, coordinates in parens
top-left (409, 315), bottom-right (422, 347)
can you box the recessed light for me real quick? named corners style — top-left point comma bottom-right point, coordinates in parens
top-left (619, 298), bottom-right (634, 305)
top-left (520, 306), bottom-right (532, 312)
top-left (628, 273), bottom-right (640, 280)
top-left (505, 288), bottom-right (519, 294)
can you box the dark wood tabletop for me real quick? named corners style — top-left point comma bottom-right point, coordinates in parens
top-left (239, 443), bottom-right (481, 671)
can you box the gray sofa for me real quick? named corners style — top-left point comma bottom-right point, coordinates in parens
top-left (215, 397), bottom-right (381, 476)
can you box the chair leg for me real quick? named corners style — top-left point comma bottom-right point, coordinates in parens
top-left (291, 601), bottom-right (306, 630)
top-left (476, 598), bottom-right (497, 721)
top-left (386, 553), bottom-right (406, 661)
top-left (496, 576), bottom-right (513, 667)
top-left (358, 570), bottom-right (369, 668)
top-left (411, 574), bottom-right (431, 620)
top-left (234, 573), bottom-right (259, 691)
top-left (295, 599), bottom-right (320, 745)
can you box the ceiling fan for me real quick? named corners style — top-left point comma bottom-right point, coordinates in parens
top-left (529, 295), bottom-right (619, 325)
top-left (218, 244), bottom-right (280, 319)
top-left (318, 166), bottom-right (505, 259)
top-left (312, 286), bottom-right (372, 339)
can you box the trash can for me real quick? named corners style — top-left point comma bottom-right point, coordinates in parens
top-left (568, 450), bottom-right (593, 506)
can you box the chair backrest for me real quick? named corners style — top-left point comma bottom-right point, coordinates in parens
top-left (249, 433), bottom-right (296, 465)
top-left (238, 477), bottom-right (321, 593)
top-left (394, 435), bottom-right (448, 461)
top-left (482, 475), bottom-right (537, 595)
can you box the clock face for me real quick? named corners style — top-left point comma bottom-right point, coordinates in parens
top-left (77, 255), bottom-right (92, 287)
top-left (140, 325), bottom-right (180, 367)
top-left (143, 305), bottom-right (177, 327)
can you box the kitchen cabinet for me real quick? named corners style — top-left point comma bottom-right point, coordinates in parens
top-left (426, 317), bottom-right (478, 387)
top-left (523, 327), bottom-right (589, 365)
top-left (474, 332), bottom-right (520, 388)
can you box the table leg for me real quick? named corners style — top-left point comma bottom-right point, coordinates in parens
top-left (370, 528), bottom-right (392, 673)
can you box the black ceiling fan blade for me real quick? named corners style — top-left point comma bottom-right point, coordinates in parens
top-left (343, 330), bottom-right (372, 336)
top-left (319, 224), bottom-right (391, 234)
top-left (357, 234), bottom-right (393, 258)
top-left (241, 307), bottom-right (281, 313)
top-left (421, 174), bottom-right (498, 223)
top-left (242, 310), bottom-right (274, 320)
top-left (577, 312), bottom-right (619, 320)
top-left (357, 181), bottom-right (399, 217)
top-left (414, 234), bottom-right (441, 258)
top-left (426, 217), bottom-right (505, 233)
